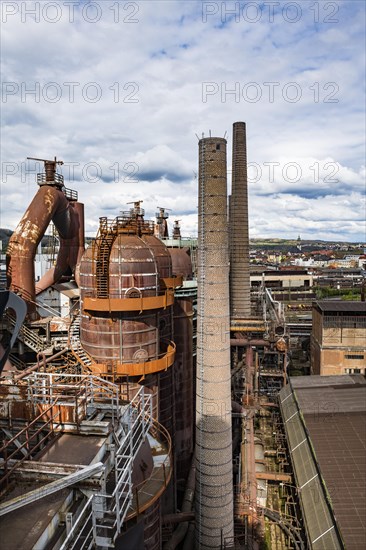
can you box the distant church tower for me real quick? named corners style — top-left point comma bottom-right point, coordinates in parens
top-left (297, 235), bottom-right (302, 252)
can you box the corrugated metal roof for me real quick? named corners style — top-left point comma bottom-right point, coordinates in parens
top-left (291, 374), bottom-right (366, 388)
top-left (279, 386), bottom-right (343, 549)
top-left (315, 301), bottom-right (366, 313)
top-left (280, 376), bottom-right (366, 550)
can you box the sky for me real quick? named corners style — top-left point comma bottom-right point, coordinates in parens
top-left (0, 0), bottom-right (365, 242)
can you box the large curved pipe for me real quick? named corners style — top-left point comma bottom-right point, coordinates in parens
top-left (6, 185), bottom-right (84, 318)
top-left (35, 202), bottom-right (85, 295)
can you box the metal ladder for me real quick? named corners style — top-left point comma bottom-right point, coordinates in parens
top-left (96, 231), bottom-right (114, 298)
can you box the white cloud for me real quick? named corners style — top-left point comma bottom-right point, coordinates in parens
top-left (0, 0), bottom-right (365, 242)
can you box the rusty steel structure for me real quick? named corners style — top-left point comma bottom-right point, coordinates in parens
top-left (6, 158), bottom-right (84, 319)
top-left (78, 210), bottom-right (178, 378)
top-left (0, 128), bottom-right (302, 550)
top-left (1, 158), bottom-right (196, 550)
top-left (230, 122), bottom-right (251, 319)
top-left (195, 136), bottom-right (234, 549)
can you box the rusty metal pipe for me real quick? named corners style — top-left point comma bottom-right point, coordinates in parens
top-left (14, 348), bottom-right (69, 380)
top-left (163, 456), bottom-right (196, 550)
top-left (230, 339), bottom-right (270, 347)
top-left (6, 186), bottom-right (82, 318)
top-left (35, 202), bottom-right (85, 294)
top-left (162, 513), bottom-right (195, 525)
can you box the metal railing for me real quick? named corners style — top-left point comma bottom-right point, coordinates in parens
top-left (63, 187), bottom-right (78, 201)
top-left (98, 215), bottom-right (155, 236)
top-left (26, 372), bottom-right (121, 426)
top-left (5, 310), bottom-right (46, 352)
top-left (128, 419), bottom-right (172, 518)
top-left (0, 401), bottom-right (62, 487)
top-left (68, 315), bottom-right (94, 369)
top-left (60, 387), bottom-right (153, 549)
top-left (37, 172), bottom-right (64, 186)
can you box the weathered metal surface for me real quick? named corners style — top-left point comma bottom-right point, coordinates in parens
top-left (173, 298), bottom-right (194, 487)
top-left (141, 235), bottom-right (172, 279)
top-left (6, 184), bottom-right (81, 317)
top-left (83, 290), bottom-right (175, 312)
top-left (144, 499), bottom-right (161, 550)
top-left (160, 275), bottom-right (184, 289)
top-left (86, 341), bottom-right (176, 377)
top-left (80, 233), bottom-right (161, 365)
top-left (169, 248), bottom-right (193, 279)
top-left (35, 201), bottom-right (85, 295)
top-left (0, 462), bottom-right (104, 516)
top-left (255, 472), bottom-right (292, 482)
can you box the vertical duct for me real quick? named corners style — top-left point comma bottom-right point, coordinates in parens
top-left (195, 137), bottom-right (234, 549)
top-left (230, 121), bottom-right (251, 318)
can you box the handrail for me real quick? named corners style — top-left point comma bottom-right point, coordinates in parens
top-left (59, 495), bottom-right (94, 550)
top-left (83, 288), bottom-right (175, 312)
top-left (0, 400), bottom-right (61, 486)
top-left (127, 418), bottom-right (173, 519)
top-left (89, 340), bottom-right (176, 378)
top-left (26, 372), bottom-right (120, 424)
top-left (91, 387), bottom-right (153, 546)
top-left (0, 400), bottom-right (59, 453)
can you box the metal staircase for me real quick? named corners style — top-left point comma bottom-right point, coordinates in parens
top-left (6, 312), bottom-right (47, 353)
top-left (60, 387), bottom-right (153, 549)
top-left (96, 222), bottom-right (115, 298)
top-left (68, 315), bottom-right (93, 369)
top-left (8, 353), bottom-right (26, 370)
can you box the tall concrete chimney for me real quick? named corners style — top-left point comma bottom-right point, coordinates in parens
top-left (195, 137), bottom-right (234, 549)
top-left (230, 121), bottom-right (251, 318)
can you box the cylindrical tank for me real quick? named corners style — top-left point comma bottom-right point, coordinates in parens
top-left (142, 234), bottom-right (176, 516)
top-left (79, 218), bottom-right (176, 543)
top-left (170, 246), bottom-right (195, 499)
top-left (79, 234), bottom-right (161, 365)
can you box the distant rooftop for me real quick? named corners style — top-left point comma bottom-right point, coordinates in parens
top-left (314, 301), bottom-right (366, 313)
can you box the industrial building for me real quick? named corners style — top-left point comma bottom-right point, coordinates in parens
top-left (0, 123), bottom-right (364, 549)
top-left (311, 301), bottom-right (366, 375)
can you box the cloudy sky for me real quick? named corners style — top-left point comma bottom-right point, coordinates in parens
top-left (1, 0), bottom-right (365, 242)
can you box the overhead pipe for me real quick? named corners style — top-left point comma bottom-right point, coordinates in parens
top-left (6, 185), bottom-right (84, 318)
top-left (230, 339), bottom-right (270, 347)
top-left (195, 137), bottom-right (234, 549)
top-left (13, 348), bottom-right (69, 380)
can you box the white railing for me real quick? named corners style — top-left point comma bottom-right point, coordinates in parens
top-left (60, 386), bottom-right (152, 549)
top-left (26, 372), bottom-right (120, 425)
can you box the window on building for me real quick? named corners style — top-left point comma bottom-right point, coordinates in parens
top-left (345, 354), bottom-right (364, 360)
top-left (345, 368), bottom-right (363, 374)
